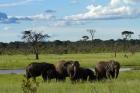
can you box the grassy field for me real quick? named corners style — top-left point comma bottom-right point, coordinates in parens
top-left (0, 53), bottom-right (140, 69)
top-left (0, 70), bottom-right (140, 93)
top-left (0, 53), bottom-right (140, 93)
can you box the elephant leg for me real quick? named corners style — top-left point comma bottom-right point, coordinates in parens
top-left (57, 75), bottom-right (66, 82)
top-left (82, 78), bottom-right (87, 82)
top-left (25, 72), bottom-right (32, 80)
top-left (115, 70), bottom-right (119, 78)
top-left (47, 78), bottom-right (51, 83)
top-left (98, 73), bottom-right (104, 80)
top-left (42, 76), bottom-right (47, 82)
top-left (25, 75), bottom-right (30, 80)
top-left (96, 72), bottom-right (103, 81)
top-left (56, 77), bottom-right (61, 82)
top-left (111, 71), bottom-right (115, 79)
top-left (96, 72), bottom-right (100, 80)
top-left (41, 72), bottom-right (48, 82)
top-left (97, 75), bottom-right (100, 80)
top-left (89, 76), bottom-right (95, 82)
top-left (71, 79), bottom-right (77, 84)
top-left (61, 76), bottom-right (66, 81)
top-left (106, 71), bottom-right (111, 79)
top-left (98, 74), bottom-right (101, 80)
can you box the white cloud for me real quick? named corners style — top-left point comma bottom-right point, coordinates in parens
top-left (30, 12), bottom-right (55, 20)
top-left (0, 0), bottom-right (43, 8)
top-left (11, 13), bottom-right (55, 20)
top-left (64, 0), bottom-right (140, 21)
top-left (47, 20), bottom-right (85, 27)
top-left (9, 10), bottom-right (56, 21)
top-left (110, 0), bottom-right (122, 6)
top-left (0, 10), bottom-right (56, 24)
top-left (110, 0), bottom-right (140, 6)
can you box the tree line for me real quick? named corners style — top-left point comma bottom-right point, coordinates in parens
top-left (0, 30), bottom-right (139, 60)
top-left (0, 39), bottom-right (140, 55)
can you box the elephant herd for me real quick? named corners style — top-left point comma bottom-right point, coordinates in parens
top-left (25, 60), bottom-right (120, 82)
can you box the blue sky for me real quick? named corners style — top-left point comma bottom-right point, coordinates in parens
top-left (0, 0), bottom-right (140, 42)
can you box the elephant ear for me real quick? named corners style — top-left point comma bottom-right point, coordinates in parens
top-left (71, 61), bottom-right (80, 78)
top-left (74, 61), bottom-right (80, 68)
top-left (109, 60), bottom-right (115, 70)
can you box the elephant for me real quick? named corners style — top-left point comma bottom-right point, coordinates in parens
top-left (44, 69), bottom-right (64, 81)
top-left (95, 60), bottom-right (120, 80)
top-left (25, 62), bottom-right (55, 81)
top-left (55, 60), bottom-right (80, 81)
top-left (70, 67), bottom-right (96, 82)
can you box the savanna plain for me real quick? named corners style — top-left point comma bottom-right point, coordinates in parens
top-left (0, 53), bottom-right (140, 93)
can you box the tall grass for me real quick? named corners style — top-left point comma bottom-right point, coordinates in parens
top-left (0, 71), bottom-right (140, 93)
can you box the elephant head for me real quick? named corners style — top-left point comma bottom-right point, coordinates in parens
top-left (55, 60), bottom-right (80, 81)
top-left (67, 61), bottom-right (80, 79)
top-left (109, 60), bottom-right (120, 78)
top-left (113, 61), bottom-right (120, 78)
top-left (72, 61), bottom-right (80, 78)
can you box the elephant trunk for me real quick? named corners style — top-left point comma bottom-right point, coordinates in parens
top-left (72, 66), bottom-right (77, 78)
top-left (115, 63), bottom-right (120, 78)
top-left (71, 61), bottom-right (80, 79)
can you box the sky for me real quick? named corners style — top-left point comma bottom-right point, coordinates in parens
top-left (0, 0), bottom-right (140, 42)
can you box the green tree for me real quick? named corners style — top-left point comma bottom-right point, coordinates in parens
top-left (82, 36), bottom-right (89, 41)
top-left (22, 30), bottom-right (50, 60)
top-left (122, 31), bottom-right (134, 40)
top-left (121, 31), bottom-right (134, 57)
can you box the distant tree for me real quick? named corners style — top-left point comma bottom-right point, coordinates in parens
top-left (22, 30), bottom-right (50, 60)
top-left (122, 31), bottom-right (134, 40)
top-left (82, 36), bottom-right (89, 41)
top-left (114, 42), bottom-right (118, 58)
top-left (87, 29), bottom-right (96, 48)
top-left (121, 31), bottom-right (134, 57)
top-left (87, 29), bottom-right (96, 42)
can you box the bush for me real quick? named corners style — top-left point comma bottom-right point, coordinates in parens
top-left (21, 78), bottom-right (39, 93)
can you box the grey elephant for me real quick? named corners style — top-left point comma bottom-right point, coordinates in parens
top-left (70, 67), bottom-right (96, 82)
top-left (95, 60), bottom-right (120, 80)
top-left (25, 62), bottom-right (55, 81)
top-left (55, 60), bottom-right (80, 81)
top-left (44, 69), bottom-right (65, 81)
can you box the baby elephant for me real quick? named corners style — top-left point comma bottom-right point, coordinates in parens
top-left (45, 69), bottom-right (64, 82)
top-left (71, 67), bottom-right (96, 82)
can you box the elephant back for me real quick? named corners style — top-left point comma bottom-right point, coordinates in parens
top-left (95, 61), bottom-right (107, 72)
top-left (55, 60), bottom-right (68, 74)
top-left (26, 62), bottom-right (55, 76)
top-left (55, 60), bottom-right (80, 77)
top-left (41, 62), bottom-right (55, 71)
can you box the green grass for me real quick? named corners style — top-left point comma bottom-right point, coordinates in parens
top-left (0, 71), bottom-right (140, 93)
top-left (0, 53), bottom-right (140, 69)
top-left (0, 53), bottom-right (140, 93)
